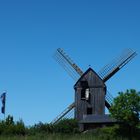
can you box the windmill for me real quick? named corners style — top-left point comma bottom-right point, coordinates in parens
top-left (51, 48), bottom-right (137, 130)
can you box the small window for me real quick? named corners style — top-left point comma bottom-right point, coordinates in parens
top-left (80, 81), bottom-right (88, 88)
top-left (81, 89), bottom-right (86, 99)
top-left (87, 107), bottom-right (92, 115)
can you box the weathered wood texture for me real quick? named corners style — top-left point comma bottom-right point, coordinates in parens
top-left (74, 68), bottom-right (106, 121)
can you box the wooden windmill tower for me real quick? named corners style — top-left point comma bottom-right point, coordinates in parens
top-left (51, 48), bottom-right (137, 131)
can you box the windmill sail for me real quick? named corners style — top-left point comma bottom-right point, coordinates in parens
top-left (98, 49), bottom-right (137, 82)
top-left (51, 103), bottom-right (75, 124)
top-left (53, 48), bottom-right (82, 80)
top-left (105, 91), bottom-right (114, 109)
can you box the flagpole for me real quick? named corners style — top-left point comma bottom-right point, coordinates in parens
top-left (4, 91), bottom-right (6, 120)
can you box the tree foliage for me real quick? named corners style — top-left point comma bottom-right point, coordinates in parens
top-left (0, 115), bottom-right (79, 136)
top-left (0, 115), bottom-right (25, 135)
top-left (53, 119), bottom-right (79, 133)
top-left (27, 119), bottom-right (79, 135)
top-left (109, 89), bottom-right (140, 127)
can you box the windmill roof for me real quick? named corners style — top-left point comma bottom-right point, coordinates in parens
top-left (74, 67), bottom-right (104, 88)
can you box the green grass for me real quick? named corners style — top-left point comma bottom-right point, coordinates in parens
top-left (0, 134), bottom-right (133, 140)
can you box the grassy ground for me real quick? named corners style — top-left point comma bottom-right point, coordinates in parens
top-left (0, 134), bottom-right (132, 140)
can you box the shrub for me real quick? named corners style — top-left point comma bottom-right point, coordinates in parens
top-left (0, 115), bottom-right (26, 136)
top-left (53, 119), bottom-right (79, 134)
top-left (27, 122), bottom-right (55, 135)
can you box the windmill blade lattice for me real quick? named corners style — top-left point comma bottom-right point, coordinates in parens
top-left (51, 103), bottom-right (75, 124)
top-left (98, 49), bottom-right (137, 82)
top-left (53, 49), bottom-right (82, 81)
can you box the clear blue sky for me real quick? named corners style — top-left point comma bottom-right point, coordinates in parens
top-left (0, 0), bottom-right (140, 125)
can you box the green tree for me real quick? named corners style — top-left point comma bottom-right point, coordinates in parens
top-left (110, 89), bottom-right (140, 128)
top-left (109, 89), bottom-right (140, 139)
top-left (5, 115), bottom-right (14, 125)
